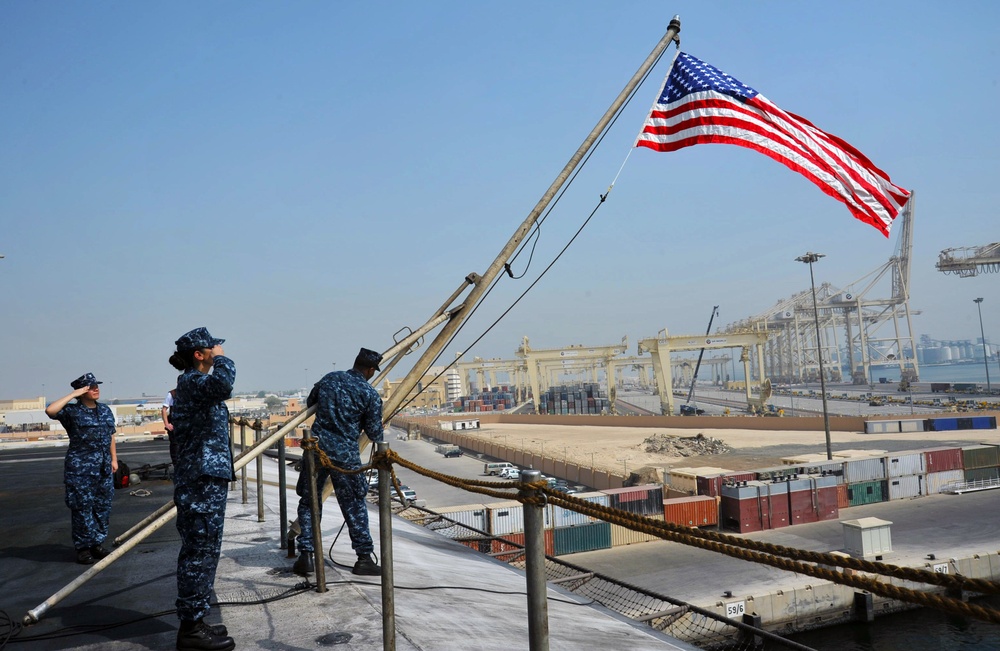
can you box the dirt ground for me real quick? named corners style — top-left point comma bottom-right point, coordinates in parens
top-left (460, 422), bottom-right (1000, 474)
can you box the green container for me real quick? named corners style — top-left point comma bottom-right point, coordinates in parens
top-left (553, 522), bottom-right (611, 556)
top-left (847, 480), bottom-right (886, 507)
top-left (964, 467), bottom-right (1000, 483)
top-left (962, 445), bottom-right (1000, 470)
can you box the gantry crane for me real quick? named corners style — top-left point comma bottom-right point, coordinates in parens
top-left (937, 242), bottom-right (1000, 278)
top-left (516, 336), bottom-right (628, 414)
top-left (638, 326), bottom-right (770, 415)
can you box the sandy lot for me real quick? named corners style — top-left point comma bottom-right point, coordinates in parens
top-left (459, 422), bottom-right (1000, 474)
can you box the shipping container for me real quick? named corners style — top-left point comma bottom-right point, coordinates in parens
top-left (433, 504), bottom-right (490, 534)
top-left (662, 495), bottom-right (718, 527)
top-left (925, 469), bottom-right (965, 495)
top-left (665, 467), bottom-right (732, 494)
top-left (887, 475), bottom-right (924, 500)
top-left (697, 471), bottom-right (756, 497)
top-left (898, 419), bottom-right (927, 433)
top-left (610, 514), bottom-right (665, 547)
top-left (836, 483), bottom-right (849, 509)
top-left (720, 481), bottom-right (788, 533)
top-left (884, 452), bottom-right (925, 477)
top-left (847, 480), bottom-right (887, 507)
top-left (864, 420), bottom-right (899, 434)
top-left (497, 530), bottom-right (555, 558)
top-left (551, 492), bottom-right (608, 528)
top-left (487, 500), bottom-right (553, 536)
top-left (601, 485), bottom-right (664, 516)
top-left (799, 460), bottom-right (844, 479)
top-left (972, 416), bottom-right (998, 430)
top-left (923, 447), bottom-right (963, 473)
top-left (962, 445), bottom-right (1000, 470)
top-left (927, 418), bottom-right (959, 432)
top-left (553, 521), bottom-right (612, 555)
top-left (844, 457), bottom-right (887, 483)
top-left (755, 465), bottom-right (802, 481)
top-left (964, 467), bottom-right (1000, 483)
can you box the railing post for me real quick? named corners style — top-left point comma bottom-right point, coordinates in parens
top-left (254, 419), bottom-right (264, 522)
top-left (240, 420), bottom-right (248, 504)
top-left (520, 469), bottom-right (550, 651)
top-left (229, 419), bottom-right (237, 491)
top-left (278, 425), bottom-right (288, 550)
top-left (377, 442), bottom-right (395, 650)
top-left (302, 428), bottom-right (327, 593)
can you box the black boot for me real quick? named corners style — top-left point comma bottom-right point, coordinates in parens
top-left (176, 618), bottom-right (235, 651)
top-left (76, 549), bottom-right (95, 565)
top-left (292, 551), bottom-right (313, 576)
top-left (90, 544), bottom-right (111, 560)
top-left (353, 553), bottom-right (380, 576)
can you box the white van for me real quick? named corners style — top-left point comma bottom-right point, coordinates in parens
top-left (484, 462), bottom-right (516, 476)
top-left (499, 467), bottom-right (521, 480)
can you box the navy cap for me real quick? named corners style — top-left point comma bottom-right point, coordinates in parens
top-left (175, 327), bottom-right (225, 352)
top-left (70, 373), bottom-right (102, 390)
top-left (355, 347), bottom-right (382, 371)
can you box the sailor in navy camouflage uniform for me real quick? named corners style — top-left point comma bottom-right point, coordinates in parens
top-left (45, 373), bottom-right (118, 565)
top-left (294, 347), bottom-right (384, 577)
top-left (168, 327), bottom-right (237, 651)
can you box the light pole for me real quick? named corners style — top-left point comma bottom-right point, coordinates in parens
top-left (796, 252), bottom-right (833, 460)
top-left (974, 298), bottom-right (992, 394)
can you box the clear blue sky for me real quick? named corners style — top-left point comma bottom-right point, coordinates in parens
top-left (2, 2), bottom-right (997, 399)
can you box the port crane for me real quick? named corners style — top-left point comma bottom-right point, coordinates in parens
top-left (936, 242), bottom-right (1000, 278)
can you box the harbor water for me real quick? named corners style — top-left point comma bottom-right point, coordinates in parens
top-left (787, 595), bottom-right (1000, 650)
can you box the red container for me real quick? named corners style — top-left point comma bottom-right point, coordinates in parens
top-left (923, 446), bottom-right (964, 473)
top-left (789, 488), bottom-right (817, 525)
top-left (697, 471), bottom-right (756, 497)
top-left (816, 485), bottom-right (840, 521)
top-left (768, 492), bottom-right (790, 529)
top-left (836, 483), bottom-right (849, 509)
top-left (456, 531), bottom-right (555, 558)
top-left (720, 493), bottom-right (772, 533)
top-left (662, 496), bottom-right (718, 527)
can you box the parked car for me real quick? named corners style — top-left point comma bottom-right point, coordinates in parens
top-left (443, 449), bottom-right (463, 458)
top-left (499, 467), bottom-right (521, 480)
top-left (396, 485), bottom-right (417, 502)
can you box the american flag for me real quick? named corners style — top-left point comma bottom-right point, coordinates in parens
top-left (636, 52), bottom-right (910, 237)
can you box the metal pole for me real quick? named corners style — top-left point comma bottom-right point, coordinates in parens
top-left (240, 420), bottom-right (248, 504)
top-left (975, 298), bottom-right (992, 394)
top-left (797, 253), bottom-right (833, 460)
top-left (302, 428), bottom-right (327, 593)
top-left (113, 500), bottom-right (174, 546)
top-left (520, 470), bottom-right (550, 651)
top-left (229, 419), bottom-right (237, 491)
top-left (380, 17), bottom-right (682, 419)
top-left (254, 420), bottom-right (265, 522)
top-left (27, 504), bottom-right (179, 624)
top-left (377, 442), bottom-right (396, 650)
top-left (278, 426), bottom-right (288, 551)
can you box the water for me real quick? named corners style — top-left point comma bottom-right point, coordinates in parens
top-left (786, 596), bottom-right (1000, 650)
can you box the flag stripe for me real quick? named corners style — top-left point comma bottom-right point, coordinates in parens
top-left (635, 53), bottom-right (910, 237)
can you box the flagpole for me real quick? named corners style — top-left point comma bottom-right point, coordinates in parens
top-left (381, 16), bottom-right (682, 417)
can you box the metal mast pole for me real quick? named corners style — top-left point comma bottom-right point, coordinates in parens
top-left (381, 16), bottom-right (682, 418)
top-left (797, 252), bottom-right (833, 460)
top-left (975, 298), bottom-right (991, 394)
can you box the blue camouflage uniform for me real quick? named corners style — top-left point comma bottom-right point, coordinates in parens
top-left (296, 368), bottom-right (384, 556)
top-left (54, 401), bottom-right (116, 551)
top-left (170, 328), bottom-right (235, 623)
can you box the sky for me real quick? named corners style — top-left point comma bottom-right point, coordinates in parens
top-left (2, 1), bottom-right (998, 400)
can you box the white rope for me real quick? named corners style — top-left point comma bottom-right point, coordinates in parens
top-left (606, 47), bottom-right (684, 198)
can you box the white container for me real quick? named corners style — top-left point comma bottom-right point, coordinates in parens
top-left (925, 469), bottom-right (965, 494)
top-left (552, 491), bottom-right (608, 528)
top-left (886, 474), bottom-right (923, 500)
top-left (885, 452), bottom-right (925, 478)
top-left (434, 504), bottom-right (489, 534)
top-left (898, 419), bottom-right (927, 433)
top-left (487, 500), bottom-right (553, 535)
top-left (844, 457), bottom-right (887, 483)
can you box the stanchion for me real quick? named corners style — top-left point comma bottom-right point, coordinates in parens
top-left (240, 420), bottom-right (248, 504)
top-left (254, 419), bottom-right (264, 522)
top-left (278, 426), bottom-right (288, 550)
top-left (302, 429), bottom-right (327, 592)
top-left (377, 442), bottom-right (396, 650)
top-left (520, 470), bottom-right (550, 651)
